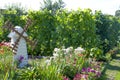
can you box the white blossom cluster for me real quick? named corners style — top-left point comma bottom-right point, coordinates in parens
top-left (74, 47), bottom-right (85, 55)
top-left (45, 47), bottom-right (85, 65)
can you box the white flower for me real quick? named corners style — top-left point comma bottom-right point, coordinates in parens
top-left (53, 53), bottom-right (59, 58)
top-left (54, 48), bottom-right (59, 52)
top-left (74, 47), bottom-right (85, 54)
top-left (45, 59), bottom-right (51, 65)
top-left (65, 47), bottom-right (73, 54)
top-left (61, 49), bottom-right (66, 54)
top-left (53, 48), bottom-right (60, 54)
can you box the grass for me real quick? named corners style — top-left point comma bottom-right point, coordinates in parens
top-left (115, 71), bottom-right (120, 80)
top-left (103, 52), bottom-right (120, 80)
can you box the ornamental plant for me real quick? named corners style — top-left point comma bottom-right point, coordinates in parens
top-left (0, 42), bottom-right (15, 79)
top-left (45, 47), bottom-right (90, 79)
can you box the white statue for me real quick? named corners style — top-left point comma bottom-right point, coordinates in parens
top-left (8, 26), bottom-right (28, 68)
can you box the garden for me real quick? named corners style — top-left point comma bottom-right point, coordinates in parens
top-left (0, 0), bottom-right (120, 80)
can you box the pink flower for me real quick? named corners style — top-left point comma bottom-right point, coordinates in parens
top-left (0, 42), bottom-right (10, 47)
top-left (73, 73), bottom-right (82, 80)
top-left (73, 73), bottom-right (88, 80)
top-left (81, 74), bottom-right (88, 79)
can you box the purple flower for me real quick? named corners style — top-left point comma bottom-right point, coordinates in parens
top-left (82, 68), bottom-right (86, 72)
top-left (87, 67), bottom-right (91, 72)
top-left (82, 67), bottom-right (92, 72)
top-left (90, 69), bottom-right (96, 73)
top-left (19, 55), bottom-right (24, 62)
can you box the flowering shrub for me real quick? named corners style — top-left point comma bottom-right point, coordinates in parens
top-left (0, 45), bottom-right (103, 80)
top-left (81, 67), bottom-right (101, 78)
top-left (45, 47), bottom-right (87, 79)
top-left (49, 47), bottom-right (85, 62)
top-left (73, 62), bottom-right (102, 80)
top-left (44, 47), bottom-right (103, 80)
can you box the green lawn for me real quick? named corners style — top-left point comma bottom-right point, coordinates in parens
top-left (103, 52), bottom-right (120, 80)
top-left (115, 71), bottom-right (120, 80)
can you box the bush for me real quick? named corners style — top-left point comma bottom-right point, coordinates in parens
top-left (28, 9), bottom-right (100, 56)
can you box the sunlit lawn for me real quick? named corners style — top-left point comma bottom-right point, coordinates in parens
top-left (115, 71), bottom-right (120, 80)
top-left (104, 52), bottom-right (120, 80)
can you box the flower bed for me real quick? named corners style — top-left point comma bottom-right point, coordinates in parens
top-left (0, 43), bottom-right (105, 80)
top-left (45, 47), bottom-right (104, 80)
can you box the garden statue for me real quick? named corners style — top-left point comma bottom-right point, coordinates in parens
top-left (3, 18), bottom-right (37, 68)
top-left (8, 26), bottom-right (28, 68)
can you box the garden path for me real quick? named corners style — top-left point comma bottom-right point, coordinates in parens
top-left (104, 52), bottom-right (120, 80)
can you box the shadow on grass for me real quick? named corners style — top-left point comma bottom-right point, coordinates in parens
top-left (106, 64), bottom-right (120, 71)
top-left (101, 53), bottom-right (120, 80)
top-left (113, 55), bottom-right (120, 60)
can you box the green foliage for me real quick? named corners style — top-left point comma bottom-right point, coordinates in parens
top-left (27, 9), bottom-right (100, 55)
top-left (95, 11), bottom-right (120, 53)
top-left (0, 2), bottom-right (120, 80)
top-left (27, 10), bottom-right (57, 55)
top-left (90, 47), bottom-right (103, 60)
top-left (0, 15), bottom-right (4, 42)
top-left (0, 46), bottom-right (14, 79)
top-left (0, 45), bottom-right (103, 80)
top-left (115, 71), bottom-right (120, 80)
top-left (0, 4), bottom-right (27, 42)
top-left (62, 65), bottom-right (77, 79)
top-left (5, 3), bottom-right (27, 15)
top-left (56, 9), bottom-right (100, 48)
top-left (1, 4), bottom-right (120, 57)
top-left (15, 64), bottom-right (62, 80)
top-left (0, 46), bottom-right (62, 80)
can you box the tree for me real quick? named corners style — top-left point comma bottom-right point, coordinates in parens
top-left (4, 3), bottom-right (27, 16)
top-left (95, 11), bottom-right (120, 53)
top-left (115, 10), bottom-right (120, 17)
top-left (40, 0), bottom-right (65, 14)
top-left (3, 3), bottom-right (27, 26)
top-left (0, 3), bottom-right (27, 42)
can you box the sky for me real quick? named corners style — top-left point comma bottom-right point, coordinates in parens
top-left (0, 0), bottom-right (120, 15)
